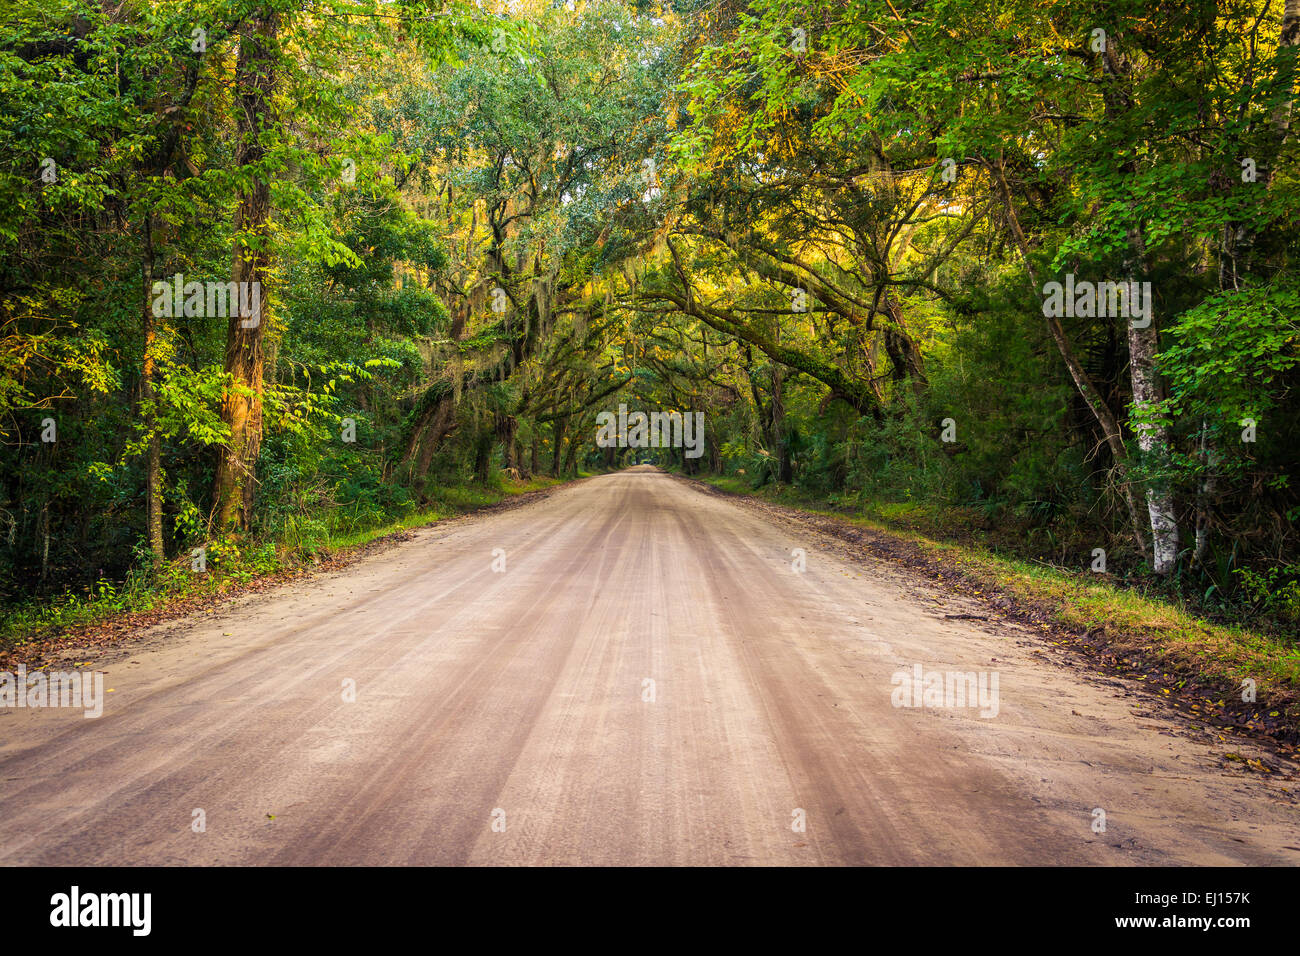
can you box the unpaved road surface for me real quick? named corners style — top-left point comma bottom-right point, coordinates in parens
top-left (1, 466), bottom-right (1296, 865)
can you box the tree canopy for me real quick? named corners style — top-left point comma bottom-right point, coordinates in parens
top-left (3, 0), bottom-right (1298, 634)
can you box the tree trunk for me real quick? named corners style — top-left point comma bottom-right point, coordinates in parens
top-left (1193, 418), bottom-right (1217, 565)
top-left (404, 382), bottom-right (459, 497)
top-left (473, 427), bottom-right (493, 484)
top-left (1127, 317), bottom-right (1180, 573)
top-left (772, 365), bottom-right (793, 484)
top-left (1124, 225), bottom-right (1180, 575)
top-left (212, 11), bottom-right (278, 532)
top-left (882, 291), bottom-right (927, 398)
top-left (551, 418), bottom-right (566, 477)
top-left (496, 413), bottom-right (519, 471)
top-left (40, 499), bottom-right (49, 584)
top-left (141, 214), bottom-right (164, 563)
top-left (745, 350), bottom-right (792, 485)
top-left (563, 425), bottom-right (579, 476)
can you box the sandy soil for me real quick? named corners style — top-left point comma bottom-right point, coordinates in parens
top-left (0, 466), bottom-right (1296, 865)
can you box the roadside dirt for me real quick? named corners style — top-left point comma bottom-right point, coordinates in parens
top-left (679, 474), bottom-right (1300, 758)
top-left (1, 467), bottom-right (1295, 865)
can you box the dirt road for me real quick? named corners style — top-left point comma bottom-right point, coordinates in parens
top-left (1, 466), bottom-right (1295, 865)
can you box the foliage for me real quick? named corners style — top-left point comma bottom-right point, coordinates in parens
top-left (1, 0), bottom-right (1297, 640)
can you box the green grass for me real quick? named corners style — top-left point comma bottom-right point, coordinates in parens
top-left (326, 474), bottom-right (567, 549)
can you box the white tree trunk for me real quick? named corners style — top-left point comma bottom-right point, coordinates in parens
top-left (1127, 310), bottom-right (1180, 574)
top-left (1122, 216), bottom-right (1180, 575)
